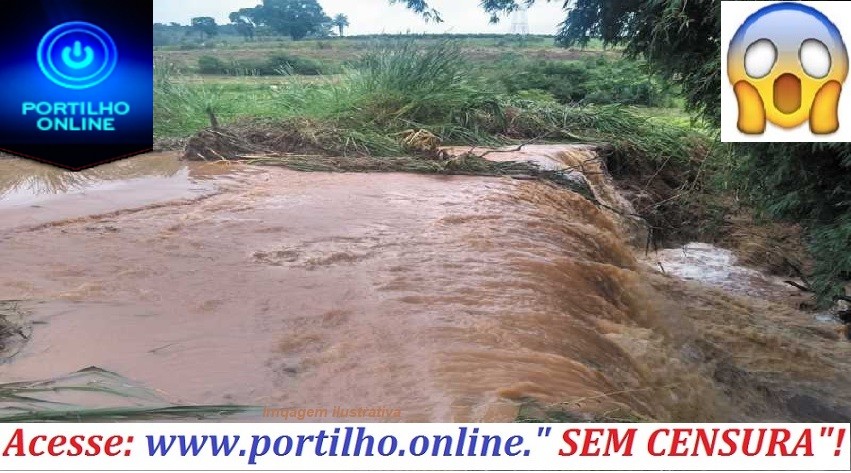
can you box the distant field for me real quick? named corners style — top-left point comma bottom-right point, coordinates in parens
top-left (154, 35), bottom-right (614, 72)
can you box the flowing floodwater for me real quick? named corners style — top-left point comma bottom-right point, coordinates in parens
top-left (645, 243), bottom-right (801, 301)
top-left (0, 147), bottom-right (849, 422)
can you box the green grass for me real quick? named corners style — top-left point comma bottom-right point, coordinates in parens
top-left (6, 40), bottom-right (721, 421)
top-left (197, 53), bottom-right (337, 76)
top-left (156, 41), bottom-right (701, 155)
top-left (490, 56), bottom-right (677, 108)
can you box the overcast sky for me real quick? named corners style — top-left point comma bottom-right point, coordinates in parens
top-left (152, 0), bottom-right (567, 35)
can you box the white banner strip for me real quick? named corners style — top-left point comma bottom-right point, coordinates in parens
top-left (0, 423), bottom-right (847, 471)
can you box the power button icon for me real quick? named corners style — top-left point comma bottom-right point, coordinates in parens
top-left (37, 22), bottom-right (118, 90)
top-left (63, 41), bottom-right (96, 70)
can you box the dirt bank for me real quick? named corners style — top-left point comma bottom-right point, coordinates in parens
top-left (0, 147), bottom-right (848, 421)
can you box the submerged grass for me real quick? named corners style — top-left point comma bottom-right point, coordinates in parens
top-left (0, 367), bottom-right (260, 422)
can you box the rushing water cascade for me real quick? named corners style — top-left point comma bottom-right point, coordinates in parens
top-left (0, 147), bottom-right (849, 421)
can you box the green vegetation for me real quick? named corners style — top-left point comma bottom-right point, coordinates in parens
top-left (0, 405), bottom-right (257, 422)
top-left (166, 0), bottom-right (851, 300)
top-left (154, 29), bottom-right (728, 266)
top-left (731, 144), bottom-right (851, 298)
top-left (196, 53), bottom-right (332, 76)
top-left (229, 9), bottom-right (257, 41)
top-left (332, 14), bottom-right (350, 37)
top-left (239, 0), bottom-right (333, 41)
top-left (190, 17), bottom-right (218, 41)
top-left (155, 0), bottom-right (355, 46)
top-left (157, 42), bottom-right (701, 162)
top-left (495, 56), bottom-right (676, 107)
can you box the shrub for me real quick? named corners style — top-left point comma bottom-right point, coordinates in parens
top-left (197, 55), bottom-right (227, 74)
top-left (196, 53), bottom-right (333, 76)
top-left (497, 56), bottom-right (675, 107)
top-left (350, 41), bottom-right (486, 125)
top-left (265, 53), bottom-right (327, 75)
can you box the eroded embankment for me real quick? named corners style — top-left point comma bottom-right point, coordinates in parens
top-left (0, 147), bottom-right (848, 421)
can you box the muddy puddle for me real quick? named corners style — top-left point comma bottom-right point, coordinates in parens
top-left (1, 147), bottom-right (849, 422)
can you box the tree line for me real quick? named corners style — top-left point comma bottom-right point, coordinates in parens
top-left (155, 0), bottom-right (350, 42)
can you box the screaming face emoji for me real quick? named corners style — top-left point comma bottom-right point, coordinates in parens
top-left (728, 2), bottom-right (848, 134)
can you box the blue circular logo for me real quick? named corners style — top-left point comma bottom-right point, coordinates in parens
top-left (37, 22), bottom-right (118, 90)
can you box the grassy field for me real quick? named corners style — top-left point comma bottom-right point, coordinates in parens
top-left (156, 41), bottom-right (696, 149)
top-left (154, 37), bottom-right (676, 141)
top-left (155, 35), bottom-right (612, 70)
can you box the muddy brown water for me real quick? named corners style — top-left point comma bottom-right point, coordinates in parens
top-left (0, 148), bottom-right (849, 422)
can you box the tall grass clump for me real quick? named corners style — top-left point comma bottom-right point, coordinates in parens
top-left (347, 41), bottom-right (489, 126)
top-left (155, 63), bottom-right (229, 138)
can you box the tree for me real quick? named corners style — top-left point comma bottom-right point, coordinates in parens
top-left (244, 0), bottom-right (332, 41)
top-left (229, 8), bottom-right (258, 41)
top-left (312, 20), bottom-right (336, 38)
top-left (332, 14), bottom-right (350, 37)
top-left (190, 17), bottom-right (218, 41)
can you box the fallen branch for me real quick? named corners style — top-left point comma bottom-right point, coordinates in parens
top-left (475, 132), bottom-right (553, 159)
top-left (784, 280), bottom-right (814, 293)
top-left (784, 257), bottom-right (813, 290)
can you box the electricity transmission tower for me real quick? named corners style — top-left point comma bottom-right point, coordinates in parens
top-left (509, 5), bottom-right (530, 36)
